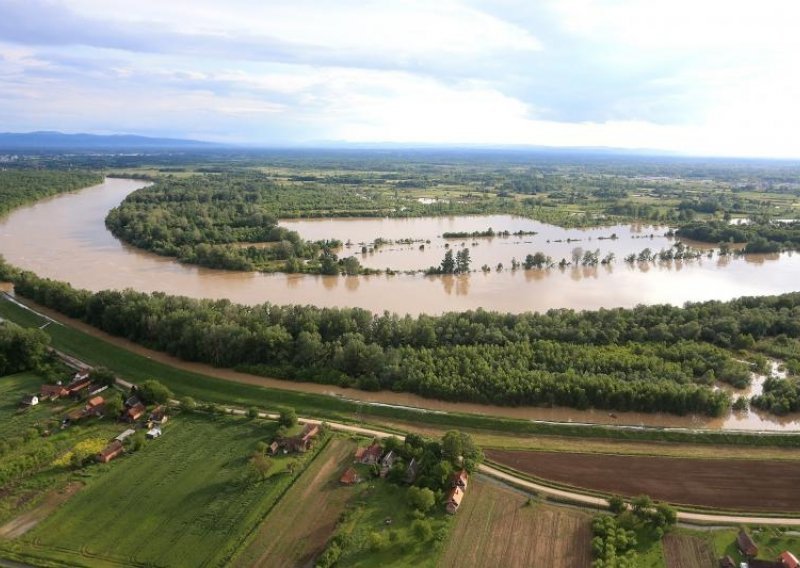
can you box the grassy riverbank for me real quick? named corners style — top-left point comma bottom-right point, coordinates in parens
top-left (2, 294), bottom-right (799, 449)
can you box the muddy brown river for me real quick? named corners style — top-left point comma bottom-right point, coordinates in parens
top-left (1, 177), bottom-right (798, 431)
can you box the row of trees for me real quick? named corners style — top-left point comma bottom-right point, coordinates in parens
top-left (6, 258), bottom-right (799, 415)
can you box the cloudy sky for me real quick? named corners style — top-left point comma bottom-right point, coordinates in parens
top-left (1, 0), bottom-right (799, 157)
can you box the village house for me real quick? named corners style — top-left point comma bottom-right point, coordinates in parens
top-left (379, 450), bottom-right (396, 478)
top-left (737, 529), bottom-right (759, 558)
top-left (719, 555), bottom-right (736, 568)
top-left (125, 395), bottom-right (142, 409)
top-left (146, 426), bottom-right (162, 439)
top-left (445, 486), bottom-right (464, 514)
top-left (40, 383), bottom-right (69, 400)
top-left (780, 552), bottom-right (800, 568)
top-left (67, 377), bottom-right (92, 399)
top-left (96, 440), bottom-right (124, 464)
top-left (124, 402), bottom-right (146, 423)
top-left (84, 396), bottom-right (105, 416)
top-left (339, 467), bottom-right (361, 485)
top-left (404, 458), bottom-right (419, 484)
top-left (269, 423), bottom-right (320, 454)
top-left (451, 469), bottom-right (468, 490)
top-left (354, 441), bottom-right (383, 465)
top-left (149, 405), bottom-right (169, 425)
top-left (20, 394), bottom-right (39, 407)
top-left (73, 370), bottom-right (90, 382)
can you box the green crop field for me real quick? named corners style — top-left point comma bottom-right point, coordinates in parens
top-left (4, 414), bottom-right (322, 568)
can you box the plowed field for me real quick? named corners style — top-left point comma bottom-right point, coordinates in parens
top-left (440, 479), bottom-right (592, 568)
top-left (486, 449), bottom-right (800, 512)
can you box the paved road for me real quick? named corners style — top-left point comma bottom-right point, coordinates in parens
top-left (34, 309), bottom-right (800, 527)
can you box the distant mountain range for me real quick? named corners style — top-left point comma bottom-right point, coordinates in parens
top-left (0, 131), bottom-right (219, 150)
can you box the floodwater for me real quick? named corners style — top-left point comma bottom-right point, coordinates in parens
top-left (0, 178), bottom-right (798, 431)
top-left (282, 215), bottom-right (675, 271)
top-left (1, 178), bottom-right (799, 318)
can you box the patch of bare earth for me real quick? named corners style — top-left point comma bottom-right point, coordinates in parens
top-left (663, 533), bottom-right (716, 568)
top-left (0, 482), bottom-right (82, 539)
top-left (486, 449), bottom-right (800, 512)
top-left (440, 479), bottom-right (592, 568)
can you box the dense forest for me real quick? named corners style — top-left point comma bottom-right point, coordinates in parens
top-left (105, 174), bottom-right (373, 274)
top-left (5, 257), bottom-right (800, 416)
top-left (0, 170), bottom-right (103, 217)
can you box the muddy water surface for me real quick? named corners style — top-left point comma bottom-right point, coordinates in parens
top-left (0, 178), bottom-right (799, 431)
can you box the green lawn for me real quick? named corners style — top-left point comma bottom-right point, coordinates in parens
top-left (711, 526), bottom-right (800, 564)
top-left (331, 482), bottom-right (450, 568)
top-left (5, 413), bottom-right (322, 568)
top-left (0, 372), bottom-right (52, 438)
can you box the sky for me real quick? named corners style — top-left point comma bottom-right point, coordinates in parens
top-left (1, 0), bottom-right (799, 157)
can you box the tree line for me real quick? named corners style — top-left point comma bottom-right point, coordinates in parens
top-left (6, 258), bottom-right (800, 416)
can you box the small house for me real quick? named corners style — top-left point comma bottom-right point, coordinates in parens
top-left (780, 551), bottom-right (800, 568)
top-left (719, 556), bottom-right (736, 568)
top-left (40, 384), bottom-right (69, 400)
top-left (379, 450), bottom-right (396, 478)
top-left (149, 405), bottom-right (169, 425)
top-left (73, 370), bottom-right (90, 382)
top-left (20, 394), bottom-right (39, 407)
top-left (340, 467), bottom-right (361, 485)
top-left (146, 427), bottom-right (162, 439)
top-left (451, 469), bottom-right (469, 490)
top-left (124, 395), bottom-right (142, 409)
top-left (88, 384), bottom-right (109, 397)
top-left (125, 402), bottom-right (146, 423)
top-left (737, 529), bottom-right (759, 558)
top-left (85, 396), bottom-right (105, 416)
top-left (445, 486), bottom-right (464, 514)
top-left (355, 441), bottom-right (383, 465)
top-left (115, 429), bottom-right (136, 443)
top-left (96, 440), bottom-right (124, 463)
top-left (67, 378), bottom-right (92, 398)
top-left (404, 458), bottom-right (419, 484)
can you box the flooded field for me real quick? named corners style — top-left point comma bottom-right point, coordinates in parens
top-left (1, 178), bottom-right (798, 317)
top-left (281, 215), bottom-right (673, 271)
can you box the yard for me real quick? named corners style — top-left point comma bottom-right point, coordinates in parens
top-left (231, 437), bottom-right (357, 567)
top-left (439, 478), bottom-right (592, 568)
top-left (3, 413), bottom-right (322, 568)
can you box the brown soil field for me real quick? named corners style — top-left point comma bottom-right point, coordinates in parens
top-left (663, 534), bottom-right (716, 568)
top-left (439, 479), bottom-right (592, 568)
top-left (486, 449), bottom-right (800, 512)
top-left (231, 438), bottom-right (357, 568)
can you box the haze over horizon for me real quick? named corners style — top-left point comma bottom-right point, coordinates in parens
top-left (2, 1), bottom-right (799, 158)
